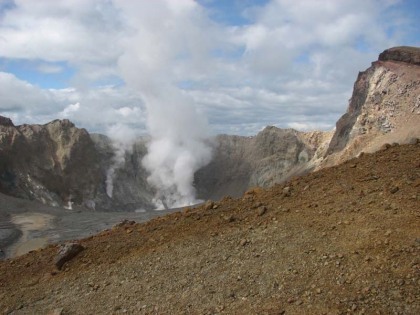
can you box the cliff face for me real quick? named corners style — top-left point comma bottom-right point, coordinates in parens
top-left (0, 119), bottom-right (102, 208)
top-left (0, 119), bottom-right (157, 211)
top-left (89, 134), bottom-right (155, 211)
top-left (325, 46), bottom-right (420, 167)
top-left (194, 127), bottom-right (330, 200)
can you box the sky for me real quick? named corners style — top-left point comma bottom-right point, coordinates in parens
top-left (0, 0), bottom-right (419, 137)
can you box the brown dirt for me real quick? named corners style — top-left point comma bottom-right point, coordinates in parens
top-left (0, 143), bottom-right (419, 315)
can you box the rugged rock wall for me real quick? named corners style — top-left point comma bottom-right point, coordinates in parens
top-left (89, 134), bottom-right (155, 211)
top-left (324, 46), bottom-right (420, 167)
top-left (194, 127), bottom-right (330, 200)
top-left (0, 119), bottom-right (158, 211)
top-left (0, 119), bottom-right (102, 208)
top-left (0, 118), bottom-right (110, 210)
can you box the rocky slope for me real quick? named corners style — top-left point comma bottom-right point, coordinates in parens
top-left (0, 142), bottom-right (418, 314)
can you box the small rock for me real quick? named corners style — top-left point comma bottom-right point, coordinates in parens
top-left (225, 215), bottom-right (235, 222)
top-left (257, 206), bottom-right (267, 216)
top-left (389, 186), bottom-right (399, 194)
top-left (204, 200), bottom-right (214, 210)
top-left (253, 202), bottom-right (263, 208)
top-left (380, 143), bottom-right (391, 151)
top-left (283, 187), bottom-right (291, 197)
top-left (239, 239), bottom-right (249, 246)
top-left (55, 243), bottom-right (84, 270)
top-left (396, 279), bottom-right (405, 286)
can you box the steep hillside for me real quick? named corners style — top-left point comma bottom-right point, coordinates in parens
top-left (0, 142), bottom-right (418, 314)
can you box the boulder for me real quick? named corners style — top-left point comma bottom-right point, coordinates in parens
top-left (55, 242), bottom-right (84, 270)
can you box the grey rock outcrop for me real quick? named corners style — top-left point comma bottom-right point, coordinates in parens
top-left (194, 127), bottom-right (330, 200)
top-left (90, 134), bottom-right (155, 211)
top-left (0, 118), bottom-right (103, 208)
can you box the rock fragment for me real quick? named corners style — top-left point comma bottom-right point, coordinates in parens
top-left (389, 186), bottom-right (399, 194)
top-left (55, 242), bottom-right (85, 270)
top-left (283, 186), bottom-right (291, 197)
top-left (257, 206), bottom-right (267, 216)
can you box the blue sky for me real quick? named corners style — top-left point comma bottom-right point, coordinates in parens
top-left (0, 0), bottom-right (419, 136)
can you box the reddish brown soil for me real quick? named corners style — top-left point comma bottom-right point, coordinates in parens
top-left (0, 143), bottom-right (419, 315)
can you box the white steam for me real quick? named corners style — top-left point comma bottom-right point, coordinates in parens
top-left (141, 88), bottom-right (212, 208)
top-left (117, 0), bottom-right (213, 209)
top-left (105, 124), bottom-right (137, 198)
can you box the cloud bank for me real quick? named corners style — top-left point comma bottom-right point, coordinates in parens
top-left (0, 0), bottom-right (418, 135)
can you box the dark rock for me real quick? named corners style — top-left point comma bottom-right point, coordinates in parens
top-left (0, 116), bottom-right (14, 127)
top-left (389, 186), bottom-right (399, 194)
top-left (378, 46), bottom-right (420, 66)
top-left (55, 242), bottom-right (84, 270)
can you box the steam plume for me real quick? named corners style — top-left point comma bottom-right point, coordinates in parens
top-left (105, 124), bottom-right (137, 198)
top-left (117, 0), bottom-right (213, 209)
top-left (141, 87), bottom-right (212, 208)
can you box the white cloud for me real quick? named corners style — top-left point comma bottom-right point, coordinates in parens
top-left (0, 71), bottom-right (145, 133)
top-left (61, 102), bottom-right (80, 117)
top-left (0, 0), bottom-right (417, 137)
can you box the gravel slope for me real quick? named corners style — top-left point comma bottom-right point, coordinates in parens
top-left (0, 142), bottom-right (419, 314)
